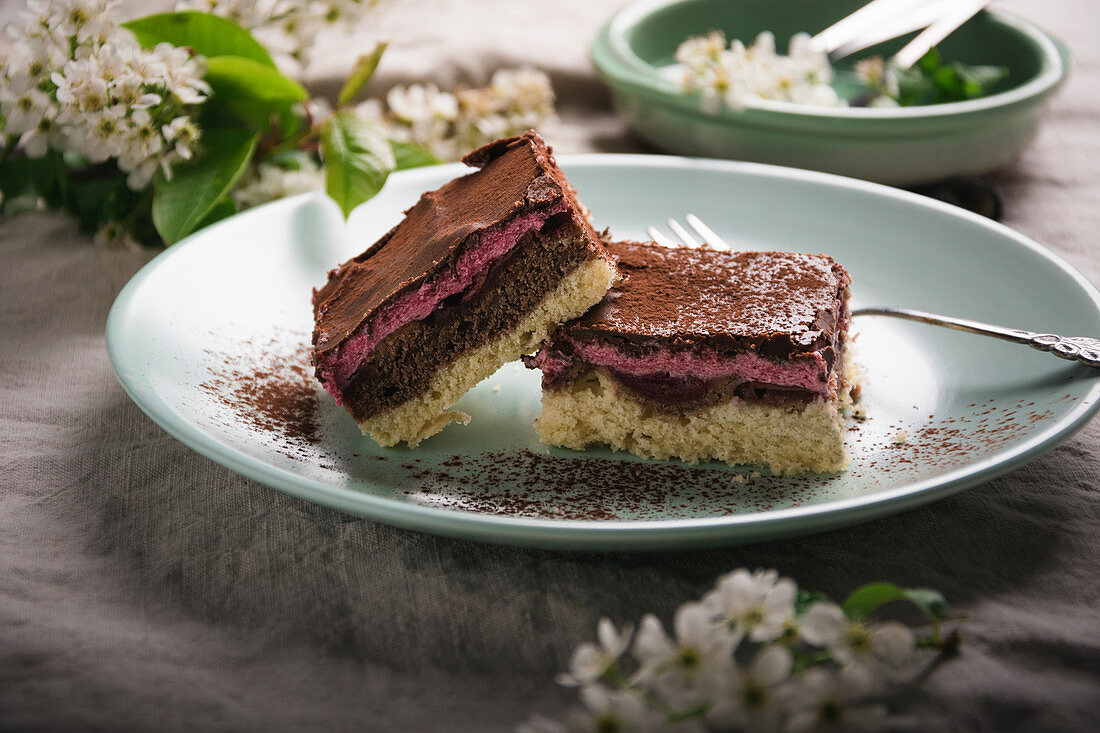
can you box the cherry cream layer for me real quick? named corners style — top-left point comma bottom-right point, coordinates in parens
top-left (525, 240), bottom-right (855, 473)
top-left (317, 201), bottom-right (564, 404)
top-left (310, 131), bottom-right (616, 447)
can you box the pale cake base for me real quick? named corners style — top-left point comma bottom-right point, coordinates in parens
top-left (534, 350), bottom-right (858, 474)
top-left (358, 256), bottom-right (618, 447)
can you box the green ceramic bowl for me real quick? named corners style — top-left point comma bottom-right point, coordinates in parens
top-left (591, 0), bottom-right (1071, 185)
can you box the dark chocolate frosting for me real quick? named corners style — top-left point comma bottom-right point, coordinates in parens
top-left (312, 131), bottom-right (584, 356)
top-left (560, 241), bottom-right (850, 360)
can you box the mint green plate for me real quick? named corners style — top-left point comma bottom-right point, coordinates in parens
top-left (592, 0), bottom-right (1071, 185)
top-left (106, 157), bottom-right (1100, 550)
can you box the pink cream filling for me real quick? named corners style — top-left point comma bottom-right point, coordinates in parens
top-left (533, 340), bottom-right (830, 395)
top-left (318, 202), bottom-right (566, 403)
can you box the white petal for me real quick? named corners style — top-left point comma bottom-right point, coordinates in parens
top-left (750, 644), bottom-right (792, 687)
top-left (800, 602), bottom-right (846, 646)
top-left (632, 614), bottom-right (673, 663)
top-left (871, 622), bottom-right (915, 665)
top-left (839, 663), bottom-right (874, 699)
top-left (596, 617), bottom-right (619, 654)
top-left (674, 602), bottom-right (713, 645)
top-left (567, 643), bottom-right (605, 681)
top-left (577, 683), bottom-right (612, 714)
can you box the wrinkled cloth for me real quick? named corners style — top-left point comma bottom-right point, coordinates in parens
top-left (1, 1), bottom-right (1098, 731)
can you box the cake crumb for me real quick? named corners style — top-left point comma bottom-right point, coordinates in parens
top-left (748, 471), bottom-right (762, 478)
top-left (852, 405), bottom-right (868, 420)
top-left (730, 474), bottom-right (749, 484)
top-left (492, 385), bottom-right (501, 393)
top-left (893, 430), bottom-right (909, 445)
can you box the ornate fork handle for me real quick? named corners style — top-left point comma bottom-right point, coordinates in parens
top-left (852, 307), bottom-right (1100, 369)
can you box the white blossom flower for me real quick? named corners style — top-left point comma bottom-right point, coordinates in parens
top-left (631, 602), bottom-right (734, 708)
top-left (561, 684), bottom-right (666, 733)
top-left (801, 602), bottom-right (917, 672)
top-left (489, 68), bottom-right (556, 117)
top-left (674, 30), bottom-right (846, 111)
top-left (703, 568), bottom-right (798, 644)
top-left (556, 617), bottom-right (634, 688)
top-left (706, 643), bottom-right (794, 732)
top-left (785, 666), bottom-right (888, 732)
top-left (94, 220), bottom-right (141, 250)
top-left (162, 116), bottom-right (201, 160)
top-left (1, 86), bottom-right (52, 135)
top-left (232, 157), bottom-right (325, 209)
top-left (675, 30), bottom-right (727, 71)
top-left (18, 115), bottom-right (60, 158)
top-left (387, 83), bottom-right (458, 124)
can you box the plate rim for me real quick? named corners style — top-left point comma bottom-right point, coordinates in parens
top-left (106, 154), bottom-right (1100, 549)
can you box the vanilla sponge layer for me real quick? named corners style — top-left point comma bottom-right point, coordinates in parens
top-left (534, 351), bottom-right (857, 474)
top-left (358, 256), bottom-right (618, 447)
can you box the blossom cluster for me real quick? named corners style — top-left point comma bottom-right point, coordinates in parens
top-left (521, 569), bottom-right (952, 733)
top-left (365, 68), bottom-right (557, 161)
top-left (178, 0), bottom-right (387, 75)
top-left (0, 0), bottom-right (208, 189)
top-left (854, 56), bottom-right (902, 108)
top-left (232, 153), bottom-right (325, 209)
top-left (675, 31), bottom-right (843, 111)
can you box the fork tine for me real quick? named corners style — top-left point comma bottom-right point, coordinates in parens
top-left (810, 0), bottom-right (927, 53)
top-left (685, 214), bottom-right (730, 250)
top-left (667, 218), bottom-right (700, 247)
top-left (645, 226), bottom-right (678, 248)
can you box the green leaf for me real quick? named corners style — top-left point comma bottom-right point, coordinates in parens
top-left (337, 42), bottom-right (387, 107)
top-left (152, 128), bottom-right (257, 244)
top-left (123, 12), bottom-right (276, 68)
top-left (843, 582), bottom-right (949, 621)
top-left (203, 55), bottom-right (307, 131)
top-left (843, 583), bottom-right (907, 619)
top-left (390, 140), bottom-right (442, 170)
top-left (28, 150), bottom-right (66, 209)
top-left (895, 48), bottom-right (1008, 106)
top-left (67, 171), bottom-right (132, 234)
top-left (321, 110), bottom-right (395, 219)
top-left (901, 588), bottom-right (949, 621)
top-left (0, 156), bottom-right (33, 202)
top-left (795, 590), bottom-right (834, 614)
top-left (195, 196), bottom-right (237, 230)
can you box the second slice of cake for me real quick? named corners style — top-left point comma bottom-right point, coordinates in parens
top-left (312, 131), bottom-right (617, 446)
top-left (524, 241), bottom-right (856, 474)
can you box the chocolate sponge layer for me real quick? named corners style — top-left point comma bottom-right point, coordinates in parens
top-left (341, 215), bottom-right (594, 422)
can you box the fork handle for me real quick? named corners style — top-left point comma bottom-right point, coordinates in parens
top-left (852, 306), bottom-right (1100, 369)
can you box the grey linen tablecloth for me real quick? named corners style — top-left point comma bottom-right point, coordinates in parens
top-left (2, 1), bottom-right (1098, 730)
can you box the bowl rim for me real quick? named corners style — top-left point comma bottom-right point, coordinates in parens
top-left (595, 0), bottom-right (1069, 121)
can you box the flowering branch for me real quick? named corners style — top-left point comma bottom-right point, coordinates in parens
top-left (0, 0), bottom-right (556, 247)
top-left (520, 569), bottom-right (961, 732)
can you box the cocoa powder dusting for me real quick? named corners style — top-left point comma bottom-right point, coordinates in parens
top-left (193, 333), bottom-right (1077, 520)
top-left (200, 334), bottom-right (323, 459)
top-left (397, 450), bottom-right (831, 520)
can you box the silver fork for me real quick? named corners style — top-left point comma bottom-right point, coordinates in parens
top-left (648, 215), bottom-right (1100, 369)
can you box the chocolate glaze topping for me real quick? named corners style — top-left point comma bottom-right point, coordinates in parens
top-left (311, 131), bottom-right (586, 357)
top-left (341, 217), bottom-right (592, 421)
top-left (558, 241), bottom-right (850, 361)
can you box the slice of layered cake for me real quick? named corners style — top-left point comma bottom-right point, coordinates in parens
top-left (524, 241), bottom-right (856, 474)
top-left (312, 131), bottom-right (617, 447)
